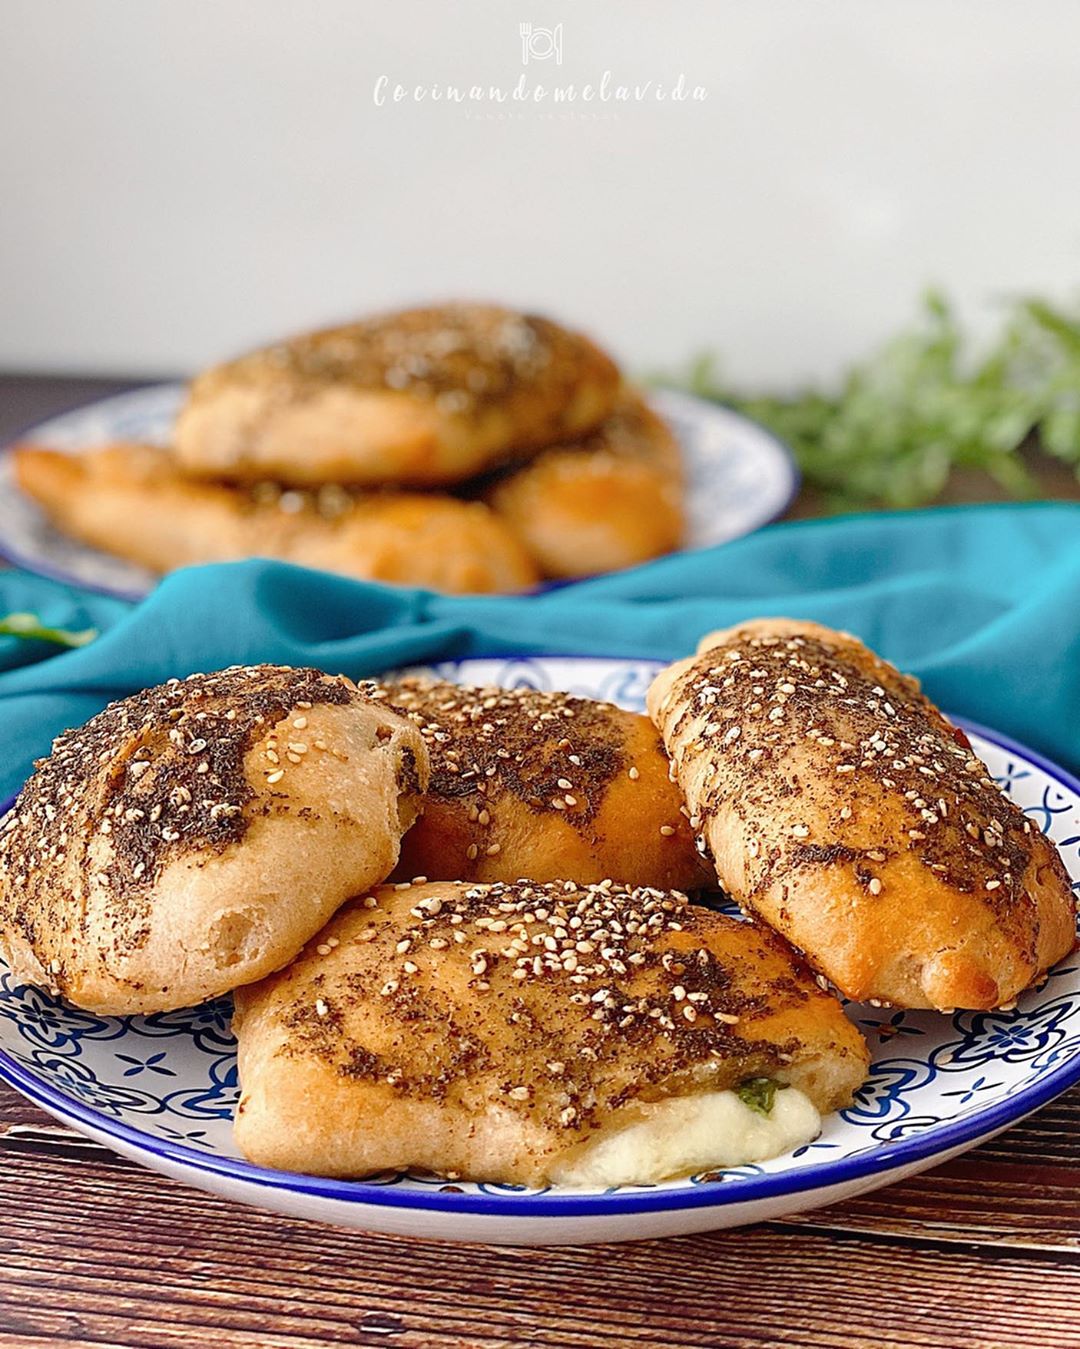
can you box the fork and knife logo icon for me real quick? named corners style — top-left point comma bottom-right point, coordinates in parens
top-left (520, 22), bottom-right (563, 65)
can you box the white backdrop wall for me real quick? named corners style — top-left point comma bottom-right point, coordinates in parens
top-left (2, 0), bottom-right (1080, 388)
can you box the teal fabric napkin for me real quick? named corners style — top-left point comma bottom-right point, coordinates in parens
top-left (0, 501), bottom-right (1078, 802)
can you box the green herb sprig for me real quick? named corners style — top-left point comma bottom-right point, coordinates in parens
top-left (0, 613), bottom-right (98, 648)
top-left (663, 292), bottom-right (1080, 512)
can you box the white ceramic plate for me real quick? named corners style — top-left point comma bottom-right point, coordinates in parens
top-left (1, 656), bottom-right (1078, 1246)
top-left (0, 385), bottom-right (799, 599)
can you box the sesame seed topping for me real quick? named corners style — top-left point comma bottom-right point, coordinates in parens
top-left (267, 874), bottom-right (868, 1146)
top-left (0, 664), bottom-right (371, 972)
top-left (656, 625), bottom-right (1061, 939)
top-left (379, 676), bottom-right (677, 885)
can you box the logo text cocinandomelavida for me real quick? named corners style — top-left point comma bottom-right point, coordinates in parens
top-left (372, 71), bottom-right (707, 108)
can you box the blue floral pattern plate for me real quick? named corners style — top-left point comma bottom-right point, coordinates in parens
top-left (0, 385), bottom-right (799, 599)
top-left (0, 656), bottom-right (1077, 1246)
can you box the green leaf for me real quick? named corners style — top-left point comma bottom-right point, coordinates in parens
top-left (1021, 299), bottom-right (1080, 357)
top-left (653, 289), bottom-right (1080, 511)
top-left (0, 612), bottom-right (98, 648)
top-left (735, 1077), bottom-right (784, 1117)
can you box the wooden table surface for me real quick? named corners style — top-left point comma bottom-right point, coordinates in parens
top-left (1, 374), bottom-right (1079, 1349)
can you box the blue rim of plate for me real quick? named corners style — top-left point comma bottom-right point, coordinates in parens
top-left (0, 383), bottom-right (162, 602)
top-left (649, 384), bottom-right (803, 524)
top-left (0, 541), bottom-right (149, 605)
top-left (0, 384), bottom-right (801, 602)
top-left (0, 706), bottom-right (1077, 1218)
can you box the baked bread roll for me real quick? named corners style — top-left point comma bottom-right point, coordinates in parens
top-left (0, 665), bottom-right (428, 1014)
top-left (486, 390), bottom-right (686, 578)
top-left (232, 879), bottom-right (869, 1186)
top-left (14, 443), bottom-right (539, 595)
top-left (648, 619), bottom-right (1077, 1011)
top-left (382, 677), bottom-right (711, 890)
top-left (174, 304), bottom-right (621, 488)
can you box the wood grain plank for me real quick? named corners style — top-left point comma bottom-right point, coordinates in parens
top-left (0, 375), bottom-right (161, 443)
top-left (0, 1150), bottom-right (1079, 1349)
top-left (784, 1158), bottom-right (1080, 1250)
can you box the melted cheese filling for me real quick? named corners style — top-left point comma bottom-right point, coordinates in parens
top-left (550, 1087), bottom-right (820, 1189)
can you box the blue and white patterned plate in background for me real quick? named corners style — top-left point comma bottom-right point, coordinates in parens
top-left (0, 656), bottom-right (1078, 1246)
top-left (0, 385), bottom-right (799, 599)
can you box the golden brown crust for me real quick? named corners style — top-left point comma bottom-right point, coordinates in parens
top-left (174, 304), bottom-right (622, 487)
top-left (14, 442), bottom-right (540, 595)
top-left (487, 390), bottom-right (686, 578)
top-left (381, 677), bottom-right (712, 890)
top-left (0, 665), bottom-right (429, 1013)
top-left (648, 619), bottom-right (1077, 1010)
top-left (232, 879), bottom-right (869, 1184)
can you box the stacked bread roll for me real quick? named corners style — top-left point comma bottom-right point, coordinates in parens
top-left (14, 304), bottom-right (687, 594)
